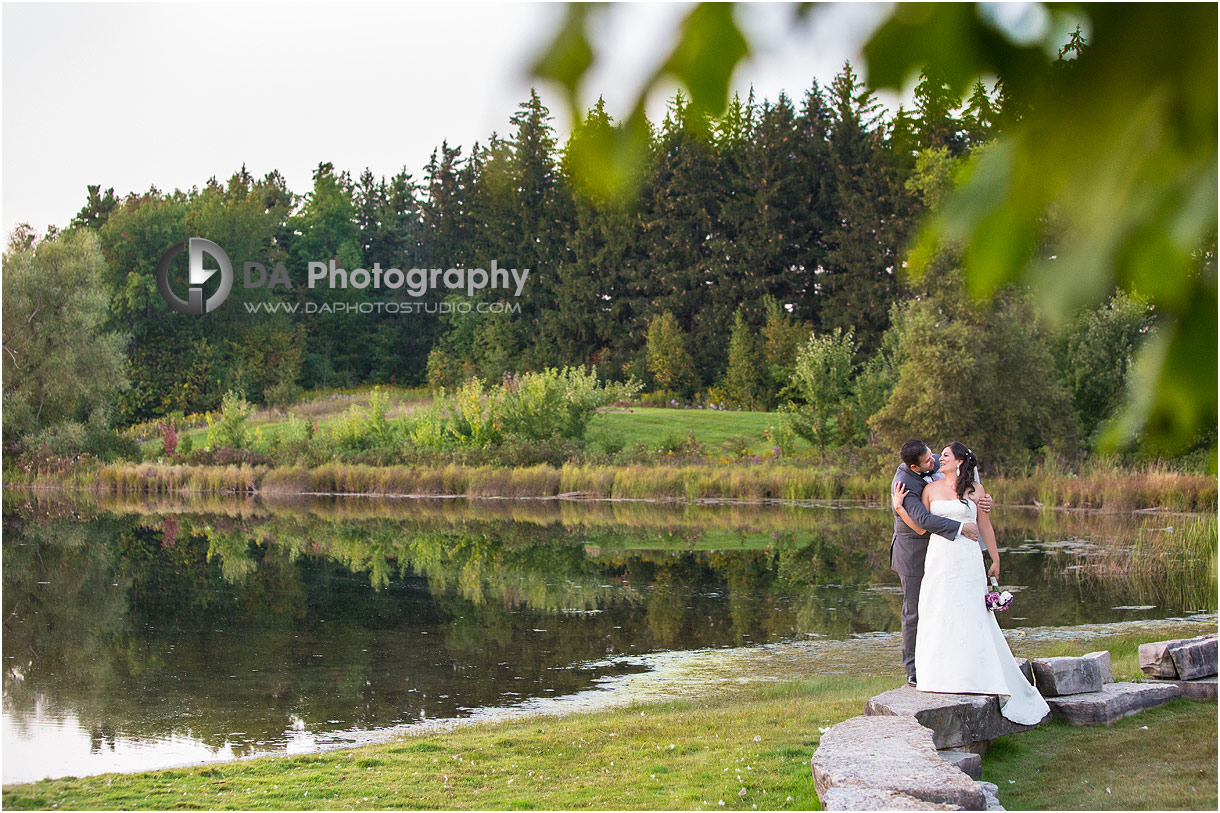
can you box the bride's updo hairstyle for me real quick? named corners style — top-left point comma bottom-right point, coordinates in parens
top-left (949, 441), bottom-right (978, 503)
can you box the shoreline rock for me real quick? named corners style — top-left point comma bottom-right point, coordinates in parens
top-left (864, 686), bottom-right (1046, 749)
top-left (1032, 656), bottom-right (1104, 696)
top-left (812, 715), bottom-right (986, 810)
top-left (1139, 634), bottom-right (1217, 679)
top-left (1045, 681), bottom-right (1182, 725)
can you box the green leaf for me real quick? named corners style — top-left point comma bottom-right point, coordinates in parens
top-left (661, 3), bottom-right (749, 117)
top-left (530, 4), bottom-right (595, 121)
top-left (863, 3), bottom-right (1041, 96)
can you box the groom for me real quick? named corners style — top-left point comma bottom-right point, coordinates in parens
top-left (890, 439), bottom-right (991, 687)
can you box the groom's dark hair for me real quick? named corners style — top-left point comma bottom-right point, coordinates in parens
top-left (900, 439), bottom-right (929, 467)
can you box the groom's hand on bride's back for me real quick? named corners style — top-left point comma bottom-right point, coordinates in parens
top-left (961, 522), bottom-right (979, 541)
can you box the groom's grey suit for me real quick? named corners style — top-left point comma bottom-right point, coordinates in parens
top-left (890, 457), bottom-right (964, 683)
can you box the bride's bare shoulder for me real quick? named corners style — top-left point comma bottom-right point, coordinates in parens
top-left (924, 481), bottom-right (953, 501)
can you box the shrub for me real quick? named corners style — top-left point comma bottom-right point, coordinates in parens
top-left (645, 311), bottom-right (697, 396)
top-left (782, 328), bottom-right (858, 447)
top-left (161, 422), bottom-right (178, 457)
top-left (405, 367), bottom-right (640, 454)
top-left (497, 367), bottom-right (633, 442)
top-left (207, 391), bottom-right (253, 449)
top-left (183, 445), bottom-right (269, 466)
top-left (265, 378), bottom-right (303, 413)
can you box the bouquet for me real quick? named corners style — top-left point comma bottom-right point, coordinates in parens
top-left (985, 576), bottom-right (1013, 612)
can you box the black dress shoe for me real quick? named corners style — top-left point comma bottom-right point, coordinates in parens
top-left (906, 676), bottom-right (918, 688)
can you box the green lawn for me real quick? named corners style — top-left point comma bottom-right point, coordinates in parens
top-left (982, 631), bottom-right (1218, 810)
top-left (587, 407), bottom-right (807, 456)
top-left (3, 674), bottom-right (884, 811)
top-left (5, 630), bottom-right (1215, 811)
top-left (142, 403), bottom-right (804, 459)
top-left (981, 700), bottom-right (1216, 810)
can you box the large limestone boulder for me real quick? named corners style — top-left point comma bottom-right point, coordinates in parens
top-left (1139, 639), bottom-right (1179, 677)
top-left (865, 685), bottom-right (1047, 749)
top-left (1170, 635), bottom-right (1218, 680)
top-left (811, 715), bottom-right (987, 810)
top-left (1082, 651), bottom-right (1113, 684)
top-left (1045, 681), bottom-right (1182, 725)
top-left (1013, 657), bottom-right (1034, 685)
top-left (1140, 634), bottom-right (1217, 679)
top-left (1032, 655), bottom-right (1104, 696)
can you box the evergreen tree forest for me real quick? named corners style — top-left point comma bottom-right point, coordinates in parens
top-left (4, 55), bottom-right (1195, 466)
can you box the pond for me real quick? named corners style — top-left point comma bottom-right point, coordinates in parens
top-left (3, 493), bottom-right (1215, 783)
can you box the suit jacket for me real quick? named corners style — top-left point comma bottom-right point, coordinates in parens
top-left (889, 458), bottom-right (964, 577)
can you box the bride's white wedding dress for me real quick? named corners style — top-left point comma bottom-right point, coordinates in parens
top-left (914, 497), bottom-right (1050, 725)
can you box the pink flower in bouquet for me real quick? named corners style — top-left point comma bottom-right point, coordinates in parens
top-left (985, 576), bottom-right (1013, 612)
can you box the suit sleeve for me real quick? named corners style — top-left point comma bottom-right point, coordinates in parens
top-left (902, 490), bottom-right (962, 538)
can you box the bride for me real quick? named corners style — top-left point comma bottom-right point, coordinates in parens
top-left (891, 441), bottom-right (1049, 725)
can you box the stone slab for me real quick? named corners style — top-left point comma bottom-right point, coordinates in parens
top-left (1082, 651), bottom-right (1113, 684)
top-left (976, 781), bottom-right (1006, 811)
top-left (865, 685), bottom-right (1046, 749)
top-left (938, 748), bottom-right (982, 779)
top-left (1045, 681), bottom-right (1182, 725)
top-left (1139, 640), bottom-right (1178, 678)
top-left (1014, 657), bottom-right (1033, 686)
top-left (1032, 655), bottom-right (1103, 696)
top-left (820, 787), bottom-right (964, 810)
top-left (1169, 634), bottom-right (1217, 680)
top-left (1141, 676), bottom-right (1217, 701)
top-left (1140, 634), bottom-right (1216, 679)
top-left (812, 715), bottom-right (986, 810)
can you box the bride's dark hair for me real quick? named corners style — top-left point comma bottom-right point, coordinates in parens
top-left (949, 441), bottom-right (978, 503)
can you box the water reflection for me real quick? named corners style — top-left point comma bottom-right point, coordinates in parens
top-left (3, 493), bottom-right (1214, 783)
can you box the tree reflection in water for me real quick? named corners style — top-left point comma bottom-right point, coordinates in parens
top-left (2, 493), bottom-right (1213, 778)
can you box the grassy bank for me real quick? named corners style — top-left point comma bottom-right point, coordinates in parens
top-left (982, 700), bottom-right (1216, 810)
top-left (4, 629), bottom-right (1215, 811)
top-left (981, 631), bottom-right (1218, 810)
top-left (2, 674), bottom-right (882, 811)
top-left (8, 458), bottom-right (1216, 512)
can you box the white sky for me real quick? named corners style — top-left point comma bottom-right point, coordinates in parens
top-left (1, 1), bottom-right (908, 236)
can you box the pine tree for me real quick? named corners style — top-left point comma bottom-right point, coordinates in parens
top-left (715, 92), bottom-right (809, 325)
top-left (645, 310), bottom-right (696, 395)
top-left (758, 295), bottom-right (810, 407)
top-left (913, 67), bottom-right (963, 153)
top-left (551, 98), bottom-right (639, 371)
top-left (637, 91), bottom-right (725, 387)
top-left (819, 62), bottom-right (912, 357)
top-left (791, 81), bottom-right (835, 325)
top-left (287, 162), bottom-right (369, 387)
top-left (887, 105), bottom-right (919, 171)
top-left (508, 89), bottom-right (576, 368)
top-left (723, 307), bottom-right (761, 409)
top-left (961, 80), bottom-right (997, 147)
top-left (71, 185), bottom-right (119, 230)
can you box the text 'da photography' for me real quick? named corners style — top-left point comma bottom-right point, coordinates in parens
top-left (2, 2), bottom-right (1215, 812)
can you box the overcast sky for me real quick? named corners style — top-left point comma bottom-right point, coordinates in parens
top-left (2, 2), bottom-right (906, 237)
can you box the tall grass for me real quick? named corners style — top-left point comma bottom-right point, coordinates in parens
top-left (988, 459), bottom-right (1216, 513)
top-left (8, 457), bottom-right (1215, 512)
top-left (1052, 514), bottom-right (1218, 612)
